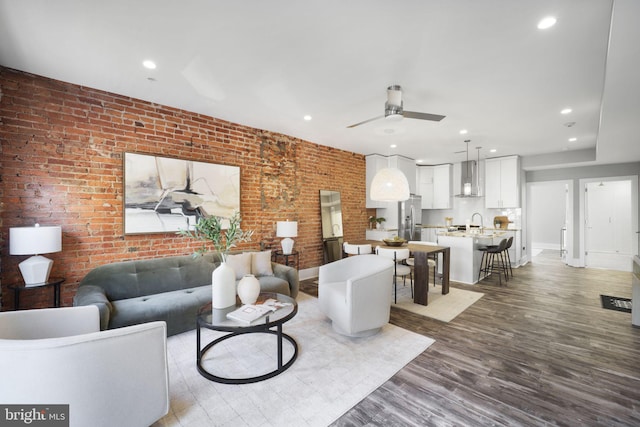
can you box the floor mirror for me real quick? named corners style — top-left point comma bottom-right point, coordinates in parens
top-left (320, 190), bottom-right (343, 263)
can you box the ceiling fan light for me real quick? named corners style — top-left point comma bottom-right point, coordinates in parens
top-left (385, 113), bottom-right (403, 122)
top-left (386, 87), bottom-right (403, 107)
top-left (370, 167), bottom-right (410, 202)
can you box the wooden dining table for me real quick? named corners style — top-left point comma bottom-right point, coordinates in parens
top-left (352, 240), bottom-right (450, 306)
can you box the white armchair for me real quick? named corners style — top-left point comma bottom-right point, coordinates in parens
top-left (318, 254), bottom-right (394, 337)
top-left (0, 306), bottom-right (169, 427)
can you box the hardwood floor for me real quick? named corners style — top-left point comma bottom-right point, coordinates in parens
top-left (300, 251), bottom-right (640, 426)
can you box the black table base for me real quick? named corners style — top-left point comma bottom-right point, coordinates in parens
top-left (196, 324), bottom-right (298, 384)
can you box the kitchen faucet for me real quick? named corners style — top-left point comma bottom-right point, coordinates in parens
top-left (472, 212), bottom-right (484, 233)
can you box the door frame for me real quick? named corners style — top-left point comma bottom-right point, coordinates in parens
top-left (525, 179), bottom-right (574, 266)
top-left (579, 175), bottom-right (638, 268)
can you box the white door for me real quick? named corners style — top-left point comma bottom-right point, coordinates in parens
top-left (585, 180), bottom-right (633, 271)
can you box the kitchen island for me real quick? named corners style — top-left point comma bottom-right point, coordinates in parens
top-left (437, 231), bottom-right (508, 284)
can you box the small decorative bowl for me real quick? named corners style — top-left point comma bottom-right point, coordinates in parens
top-left (383, 238), bottom-right (406, 247)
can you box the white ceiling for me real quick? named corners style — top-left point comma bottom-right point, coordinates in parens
top-left (1, 0), bottom-right (639, 170)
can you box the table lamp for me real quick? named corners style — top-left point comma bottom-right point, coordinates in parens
top-left (9, 224), bottom-right (62, 286)
top-left (276, 221), bottom-right (298, 255)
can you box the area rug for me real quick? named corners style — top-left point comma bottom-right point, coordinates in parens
top-left (393, 281), bottom-right (484, 322)
top-left (152, 292), bottom-right (434, 427)
top-left (600, 295), bottom-right (632, 313)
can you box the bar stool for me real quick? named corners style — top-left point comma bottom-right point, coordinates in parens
top-left (504, 236), bottom-right (514, 278)
top-left (376, 246), bottom-right (412, 303)
top-left (478, 238), bottom-right (509, 286)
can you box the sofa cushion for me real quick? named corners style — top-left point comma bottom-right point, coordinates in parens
top-left (251, 250), bottom-right (273, 276)
top-left (226, 252), bottom-right (252, 280)
top-left (109, 285), bottom-right (212, 336)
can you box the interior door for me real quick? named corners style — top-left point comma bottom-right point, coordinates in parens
top-left (585, 180), bottom-right (633, 271)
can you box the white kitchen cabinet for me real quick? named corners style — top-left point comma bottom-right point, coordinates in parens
top-left (366, 154), bottom-right (416, 208)
top-left (417, 164), bottom-right (452, 209)
top-left (395, 155), bottom-right (416, 195)
top-left (433, 164), bottom-right (452, 209)
top-left (417, 166), bottom-right (434, 209)
top-left (485, 156), bottom-right (520, 208)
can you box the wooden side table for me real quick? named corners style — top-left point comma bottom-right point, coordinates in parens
top-left (8, 277), bottom-right (65, 310)
top-left (272, 250), bottom-right (299, 271)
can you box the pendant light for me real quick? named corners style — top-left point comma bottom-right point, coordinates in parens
top-left (370, 167), bottom-right (410, 201)
top-left (463, 140), bottom-right (472, 196)
top-left (370, 150), bottom-right (410, 202)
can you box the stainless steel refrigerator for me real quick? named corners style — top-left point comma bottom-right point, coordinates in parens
top-left (398, 194), bottom-right (422, 241)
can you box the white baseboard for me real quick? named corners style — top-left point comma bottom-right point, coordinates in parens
top-left (299, 267), bottom-right (318, 280)
top-left (566, 257), bottom-right (581, 267)
top-left (532, 243), bottom-right (562, 250)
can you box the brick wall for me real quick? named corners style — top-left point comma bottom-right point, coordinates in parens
top-left (0, 67), bottom-right (372, 310)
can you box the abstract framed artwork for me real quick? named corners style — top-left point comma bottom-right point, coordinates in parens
top-left (124, 152), bottom-right (240, 234)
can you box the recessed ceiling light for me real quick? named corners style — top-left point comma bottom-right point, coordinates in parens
top-left (416, 159), bottom-right (424, 163)
top-left (561, 108), bottom-right (572, 115)
top-left (459, 129), bottom-right (468, 135)
top-left (537, 16), bottom-right (557, 30)
top-left (303, 115), bottom-right (312, 121)
top-left (143, 60), bottom-right (156, 69)
top-left (390, 144), bottom-right (397, 148)
top-left (568, 137), bottom-right (577, 142)
top-left (490, 149), bottom-right (497, 153)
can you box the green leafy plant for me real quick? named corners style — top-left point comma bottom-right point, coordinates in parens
top-left (369, 216), bottom-right (386, 225)
top-left (177, 211), bottom-right (254, 261)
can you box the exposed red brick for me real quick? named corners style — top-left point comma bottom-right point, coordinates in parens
top-left (0, 66), bottom-right (368, 310)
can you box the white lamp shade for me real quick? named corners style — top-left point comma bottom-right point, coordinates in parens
top-left (10, 225), bottom-right (62, 255)
top-left (276, 221), bottom-right (298, 238)
top-left (9, 225), bottom-right (62, 286)
top-left (370, 168), bottom-right (410, 202)
top-left (277, 221), bottom-right (297, 255)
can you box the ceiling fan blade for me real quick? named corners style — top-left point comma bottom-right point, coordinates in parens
top-left (346, 115), bottom-right (385, 128)
top-left (403, 111), bottom-right (446, 122)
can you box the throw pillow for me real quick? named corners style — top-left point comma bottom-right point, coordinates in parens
top-left (226, 252), bottom-right (252, 280)
top-left (251, 250), bottom-right (273, 277)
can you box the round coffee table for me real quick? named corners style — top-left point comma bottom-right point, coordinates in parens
top-left (196, 292), bottom-right (298, 384)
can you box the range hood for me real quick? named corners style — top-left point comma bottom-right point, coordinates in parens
top-left (455, 160), bottom-right (481, 197)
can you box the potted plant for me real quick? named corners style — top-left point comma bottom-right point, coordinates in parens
top-left (178, 211), bottom-right (253, 260)
top-left (368, 216), bottom-right (386, 229)
top-left (178, 211), bottom-right (254, 308)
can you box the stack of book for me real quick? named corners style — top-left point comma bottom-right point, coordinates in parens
top-left (226, 298), bottom-right (291, 324)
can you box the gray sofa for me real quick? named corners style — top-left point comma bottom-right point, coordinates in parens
top-left (73, 252), bottom-right (299, 336)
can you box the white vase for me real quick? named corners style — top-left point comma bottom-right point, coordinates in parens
top-left (237, 274), bottom-right (261, 305)
top-left (211, 262), bottom-right (236, 309)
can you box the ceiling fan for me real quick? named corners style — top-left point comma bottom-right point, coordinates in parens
top-left (347, 85), bottom-right (446, 128)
